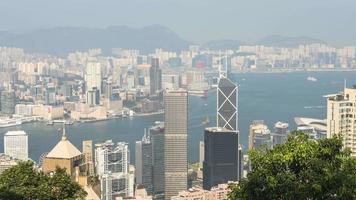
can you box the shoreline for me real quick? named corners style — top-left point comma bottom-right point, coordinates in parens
top-left (231, 68), bottom-right (356, 74)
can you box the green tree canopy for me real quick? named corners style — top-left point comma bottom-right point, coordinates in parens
top-left (0, 161), bottom-right (87, 200)
top-left (229, 131), bottom-right (356, 200)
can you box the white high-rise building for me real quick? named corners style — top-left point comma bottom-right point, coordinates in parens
top-left (4, 131), bottom-right (28, 161)
top-left (95, 140), bottom-right (134, 199)
top-left (326, 87), bottom-right (356, 156)
top-left (85, 62), bottom-right (102, 93)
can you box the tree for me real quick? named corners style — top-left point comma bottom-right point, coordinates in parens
top-left (229, 131), bottom-right (356, 200)
top-left (0, 161), bottom-right (87, 200)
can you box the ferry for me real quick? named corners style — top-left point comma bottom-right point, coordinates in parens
top-left (307, 76), bottom-right (317, 82)
top-left (202, 116), bottom-right (210, 126)
top-left (0, 118), bottom-right (22, 128)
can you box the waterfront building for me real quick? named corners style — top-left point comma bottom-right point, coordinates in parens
top-left (83, 140), bottom-right (95, 176)
top-left (203, 127), bottom-right (239, 190)
top-left (249, 120), bottom-right (272, 150)
top-left (4, 130), bottom-right (28, 161)
top-left (0, 153), bottom-right (19, 174)
top-left (95, 140), bottom-right (134, 199)
top-left (149, 58), bottom-right (162, 96)
top-left (326, 86), bottom-right (356, 156)
top-left (272, 121), bottom-right (289, 147)
top-left (163, 90), bottom-right (188, 200)
top-left (0, 90), bottom-right (15, 115)
top-left (295, 117), bottom-right (327, 139)
top-left (135, 131), bottom-right (153, 194)
top-left (150, 122), bottom-right (165, 198)
top-left (85, 62), bottom-right (102, 93)
top-left (171, 182), bottom-right (235, 200)
top-left (42, 125), bottom-right (84, 180)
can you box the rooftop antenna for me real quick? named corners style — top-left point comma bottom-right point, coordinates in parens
top-left (62, 123), bottom-right (67, 140)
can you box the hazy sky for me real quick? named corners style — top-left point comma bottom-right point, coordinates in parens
top-left (0, 0), bottom-right (355, 45)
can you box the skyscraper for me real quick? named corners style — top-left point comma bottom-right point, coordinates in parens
top-left (163, 90), bottom-right (188, 200)
top-left (0, 90), bottom-right (15, 115)
top-left (326, 86), bottom-right (356, 156)
top-left (85, 62), bottom-right (102, 94)
top-left (203, 127), bottom-right (239, 190)
top-left (217, 77), bottom-right (238, 131)
top-left (83, 140), bottom-right (94, 176)
top-left (149, 58), bottom-right (162, 96)
top-left (4, 131), bottom-right (28, 161)
top-left (95, 140), bottom-right (134, 199)
top-left (150, 122), bottom-right (165, 198)
top-left (135, 131), bottom-right (153, 194)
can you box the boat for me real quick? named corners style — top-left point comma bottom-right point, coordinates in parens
top-left (0, 118), bottom-right (22, 128)
top-left (46, 120), bottom-right (54, 125)
top-left (307, 76), bottom-right (317, 82)
top-left (202, 116), bottom-right (210, 125)
top-left (65, 120), bottom-right (74, 125)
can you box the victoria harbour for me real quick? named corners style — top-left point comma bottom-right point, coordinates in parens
top-left (0, 71), bottom-right (354, 163)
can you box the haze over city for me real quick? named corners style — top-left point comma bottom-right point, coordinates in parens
top-left (0, 0), bottom-right (355, 45)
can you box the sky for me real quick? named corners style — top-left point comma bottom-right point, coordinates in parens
top-left (0, 0), bottom-right (355, 45)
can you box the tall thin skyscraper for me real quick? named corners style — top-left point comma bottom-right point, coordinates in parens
top-left (82, 140), bottom-right (94, 176)
top-left (150, 122), bottom-right (165, 198)
top-left (149, 58), bottom-right (162, 96)
top-left (217, 77), bottom-right (238, 131)
top-left (85, 62), bottom-right (102, 94)
top-left (135, 131), bottom-right (153, 194)
top-left (163, 90), bottom-right (188, 200)
top-left (4, 131), bottom-right (28, 161)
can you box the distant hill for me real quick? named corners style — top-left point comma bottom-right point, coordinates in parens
top-left (0, 25), bottom-right (192, 56)
top-left (256, 35), bottom-right (325, 48)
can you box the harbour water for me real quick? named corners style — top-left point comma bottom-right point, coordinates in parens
top-left (0, 71), bottom-right (355, 163)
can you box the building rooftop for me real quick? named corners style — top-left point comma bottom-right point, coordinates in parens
top-left (46, 125), bottom-right (82, 159)
top-left (5, 130), bottom-right (27, 136)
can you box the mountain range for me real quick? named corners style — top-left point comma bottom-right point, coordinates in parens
top-left (0, 25), bottom-right (325, 56)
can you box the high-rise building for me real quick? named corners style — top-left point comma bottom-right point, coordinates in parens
top-left (85, 62), bottom-right (102, 93)
top-left (272, 121), bottom-right (289, 147)
top-left (203, 127), bottom-right (239, 190)
top-left (4, 131), bottom-right (28, 161)
top-left (326, 87), bottom-right (356, 156)
top-left (149, 58), bottom-right (162, 96)
top-left (86, 87), bottom-right (100, 106)
top-left (135, 131), bottom-right (153, 194)
top-left (83, 140), bottom-right (94, 176)
top-left (248, 120), bottom-right (272, 150)
top-left (150, 122), bottom-right (165, 198)
top-left (163, 90), bottom-right (188, 200)
top-left (199, 141), bottom-right (204, 168)
top-left (95, 140), bottom-right (134, 199)
top-left (0, 90), bottom-right (15, 115)
top-left (217, 78), bottom-right (238, 131)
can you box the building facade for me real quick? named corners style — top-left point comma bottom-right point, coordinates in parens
top-left (203, 127), bottom-right (239, 190)
top-left (1, 90), bottom-right (16, 115)
top-left (4, 131), bottom-right (28, 161)
top-left (163, 90), bottom-right (188, 200)
top-left (326, 87), bottom-right (356, 156)
top-left (135, 132), bottom-right (153, 194)
top-left (149, 58), bottom-right (162, 96)
top-left (95, 140), bottom-right (134, 199)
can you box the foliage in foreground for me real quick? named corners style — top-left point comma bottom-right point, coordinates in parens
top-left (0, 161), bottom-right (87, 200)
top-left (229, 131), bottom-right (356, 200)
